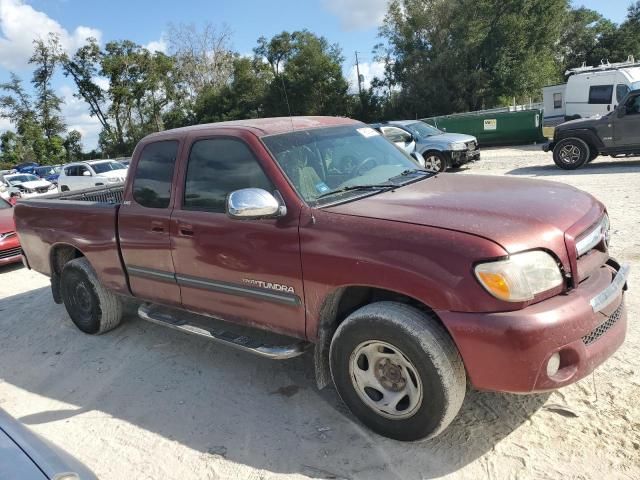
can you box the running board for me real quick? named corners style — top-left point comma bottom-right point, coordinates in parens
top-left (137, 303), bottom-right (309, 359)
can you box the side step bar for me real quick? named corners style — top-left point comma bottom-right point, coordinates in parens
top-left (137, 303), bottom-right (309, 360)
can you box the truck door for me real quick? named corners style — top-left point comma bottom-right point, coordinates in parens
top-left (613, 92), bottom-right (640, 148)
top-left (118, 139), bottom-right (182, 306)
top-left (169, 133), bottom-right (305, 338)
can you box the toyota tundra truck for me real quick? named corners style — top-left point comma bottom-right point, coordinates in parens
top-left (15, 117), bottom-right (629, 441)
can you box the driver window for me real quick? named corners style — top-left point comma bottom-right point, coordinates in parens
top-left (626, 95), bottom-right (640, 115)
top-left (381, 127), bottom-right (412, 144)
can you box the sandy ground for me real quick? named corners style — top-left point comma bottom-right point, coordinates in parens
top-left (1, 147), bottom-right (639, 480)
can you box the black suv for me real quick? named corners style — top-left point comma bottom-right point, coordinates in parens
top-left (543, 89), bottom-right (640, 169)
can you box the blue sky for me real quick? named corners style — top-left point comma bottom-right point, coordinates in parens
top-left (0, 0), bottom-right (634, 149)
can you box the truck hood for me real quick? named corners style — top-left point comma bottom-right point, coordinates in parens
top-left (557, 115), bottom-right (607, 131)
top-left (96, 169), bottom-right (127, 180)
top-left (422, 132), bottom-right (476, 144)
top-left (324, 174), bottom-right (603, 254)
top-left (12, 180), bottom-right (52, 190)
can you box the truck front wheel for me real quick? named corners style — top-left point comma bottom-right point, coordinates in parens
top-left (553, 138), bottom-right (590, 170)
top-left (329, 302), bottom-right (466, 441)
top-left (60, 258), bottom-right (123, 334)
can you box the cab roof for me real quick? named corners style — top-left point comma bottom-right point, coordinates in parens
top-left (143, 116), bottom-right (362, 140)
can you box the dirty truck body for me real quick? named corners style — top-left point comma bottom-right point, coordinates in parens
top-left (15, 116), bottom-right (628, 441)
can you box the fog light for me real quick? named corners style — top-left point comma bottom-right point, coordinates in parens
top-left (546, 352), bottom-right (561, 377)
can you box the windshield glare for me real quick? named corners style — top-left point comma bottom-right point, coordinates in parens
top-left (632, 81), bottom-right (640, 91)
top-left (402, 121), bottom-right (443, 138)
top-left (7, 174), bottom-right (38, 184)
top-left (263, 126), bottom-right (421, 204)
top-left (92, 162), bottom-right (126, 174)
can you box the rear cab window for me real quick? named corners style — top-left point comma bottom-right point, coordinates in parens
top-left (132, 140), bottom-right (179, 208)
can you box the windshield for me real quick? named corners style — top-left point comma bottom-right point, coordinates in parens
top-left (400, 121), bottom-right (443, 138)
top-left (6, 174), bottom-right (39, 185)
top-left (35, 166), bottom-right (60, 176)
top-left (632, 81), bottom-right (640, 91)
top-left (262, 125), bottom-right (424, 205)
top-left (92, 161), bottom-right (126, 174)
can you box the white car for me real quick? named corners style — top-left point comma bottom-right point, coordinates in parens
top-left (58, 160), bottom-right (128, 192)
top-left (0, 173), bottom-right (56, 199)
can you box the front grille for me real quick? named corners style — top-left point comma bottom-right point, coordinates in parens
top-left (35, 186), bottom-right (51, 193)
top-left (0, 246), bottom-right (21, 259)
top-left (582, 305), bottom-right (623, 346)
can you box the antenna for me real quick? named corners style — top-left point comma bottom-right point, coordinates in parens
top-left (279, 74), bottom-right (294, 131)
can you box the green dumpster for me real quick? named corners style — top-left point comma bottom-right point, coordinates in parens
top-left (422, 109), bottom-right (546, 146)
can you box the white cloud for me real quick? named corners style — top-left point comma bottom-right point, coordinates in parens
top-left (59, 85), bottom-right (101, 151)
top-left (145, 38), bottom-right (167, 53)
top-left (347, 61), bottom-right (386, 93)
top-left (0, 0), bottom-right (102, 71)
top-left (323, 0), bottom-right (389, 31)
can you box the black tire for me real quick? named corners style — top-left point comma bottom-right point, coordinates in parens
top-left (422, 151), bottom-right (448, 172)
top-left (553, 137), bottom-right (590, 170)
top-left (329, 302), bottom-right (466, 441)
top-left (60, 258), bottom-right (123, 334)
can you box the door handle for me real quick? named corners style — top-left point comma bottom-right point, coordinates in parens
top-left (150, 220), bottom-right (165, 233)
top-left (179, 224), bottom-right (194, 236)
top-left (607, 104), bottom-right (611, 111)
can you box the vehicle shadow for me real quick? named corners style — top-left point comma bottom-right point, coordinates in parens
top-left (0, 262), bottom-right (24, 274)
top-left (507, 158), bottom-right (640, 176)
top-left (1, 287), bottom-right (549, 479)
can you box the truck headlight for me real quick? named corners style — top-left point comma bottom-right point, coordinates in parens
top-left (474, 250), bottom-right (563, 302)
top-left (448, 142), bottom-right (467, 151)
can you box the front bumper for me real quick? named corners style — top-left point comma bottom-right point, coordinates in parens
top-left (438, 262), bottom-right (628, 393)
top-left (0, 235), bottom-right (22, 267)
top-left (449, 149), bottom-right (481, 166)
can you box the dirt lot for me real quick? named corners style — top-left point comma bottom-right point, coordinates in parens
top-left (1, 146), bottom-right (639, 480)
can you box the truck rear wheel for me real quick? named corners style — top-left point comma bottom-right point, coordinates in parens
top-left (329, 302), bottom-right (466, 441)
top-left (553, 138), bottom-right (590, 170)
top-left (60, 258), bottom-right (123, 334)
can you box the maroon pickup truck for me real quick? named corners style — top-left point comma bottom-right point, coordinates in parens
top-left (15, 117), bottom-right (629, 441)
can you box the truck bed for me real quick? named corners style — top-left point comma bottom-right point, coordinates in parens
top-left (14, 184), bottom-right (130, 296)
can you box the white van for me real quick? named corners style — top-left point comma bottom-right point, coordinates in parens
top-left (543, 58), bottom-right (640, 124)
top-left (57, 160), bottom-right (127, 192)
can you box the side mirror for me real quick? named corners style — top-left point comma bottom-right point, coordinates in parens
top-left (410, 151), bottom-right (426, 168)
top-left (82, 170), bottom-right (92, 177)
top-left (227, 188), bottom-right (286, 220)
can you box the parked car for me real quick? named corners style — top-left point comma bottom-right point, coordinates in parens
top-left (543, 57), bottom-right (640, 124)
top-left (57, 160), bottom-right (128, 192)
top-left (1, 173), bottom-right (56, 198)
top-left (0, 407), bottom-right (96, 479)
top-left (372, 120), bottom-right (480, 172)
top-left (0, 197), bottom-right (21, 267)
top-left (13, 162), bottom-right (40, 174)
top-left (35, 165), bottom-right (62, 184)
top-left (15, 117), bottom-right (628, 441)
top-left (543, 89), bottom-right (640, 169)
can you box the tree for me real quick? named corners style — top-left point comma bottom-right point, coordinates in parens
top-left (166, 22), bottom-right (235, 103)
top-left (63, 130), bottom-right (83, 162)
top-left (0, 74), bottom-right (48, 164)
top-left (377, 0), bottom-right (569, 117)
top-left (254, 30), bottom-right (351, 117)
top-left (29, 33), bottom-right (66, 161)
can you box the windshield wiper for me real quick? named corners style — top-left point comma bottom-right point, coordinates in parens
top-left (316, 184), bottom-right (395, 200)
top-left (387, 169), bottom-right (434, 183)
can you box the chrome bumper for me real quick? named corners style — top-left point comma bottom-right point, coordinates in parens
top-left (590, 263), bottom-right (630, 312)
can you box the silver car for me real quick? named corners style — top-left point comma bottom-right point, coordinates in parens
top-left (373, 120), bottom-right (480, 172)
top-left (0, 408), bottom-right (96, 479)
